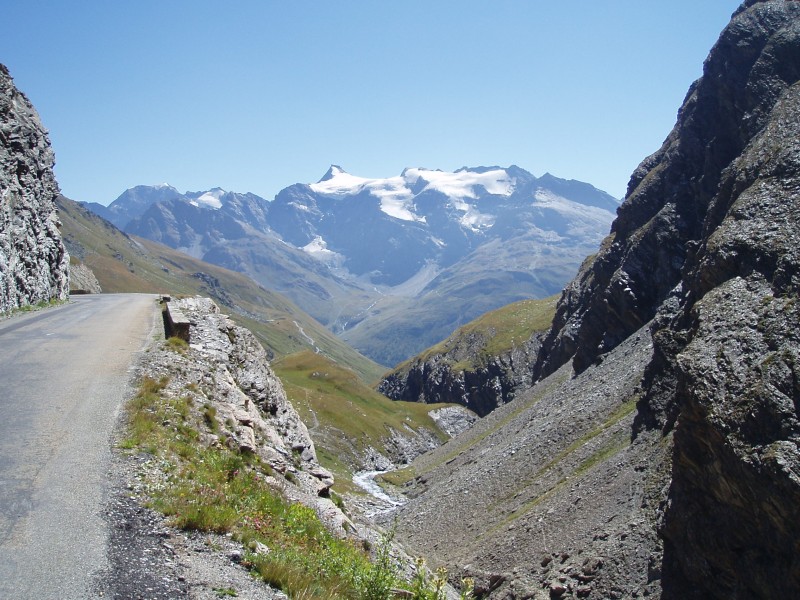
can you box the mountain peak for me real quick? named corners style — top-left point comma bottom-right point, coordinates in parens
top-left (318, 165), bottom-right (347, 183)
top-left (187, 188), bottom-right (227, 209)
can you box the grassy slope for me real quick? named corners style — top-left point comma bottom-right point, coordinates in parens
top-left (58, 195), bottom-right (385, 382)
top-left (388, 295), bottom-right (559, 376)
top-left (273, 351), bottom-right (452, 490)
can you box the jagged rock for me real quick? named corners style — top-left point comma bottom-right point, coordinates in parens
top-left (428, 406), bottom-right (478, 437)
top-left (176, 297), bottom-right (319, 464)
top-left (0, 63), bottom-right (69, 312)
top-left (379, 300), bottom-right (552, 417)
top-left (361, 447), bottom-right (394, 471)
top-left (384, 426), bottom-right (441, 466)
top-left (534, 1), bottom-right (800, 597)
top-left (534, 1), bottom-right (800, 384)
top-left (68, 261), bottom-right (101, 293)
top-left (143, 296), bottom-right (350, 532)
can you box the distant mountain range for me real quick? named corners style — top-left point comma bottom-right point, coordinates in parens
top-left (83, 165), bottom-right (618, 366)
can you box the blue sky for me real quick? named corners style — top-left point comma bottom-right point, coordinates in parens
top-left (3, 1), bottom-right (741, 205)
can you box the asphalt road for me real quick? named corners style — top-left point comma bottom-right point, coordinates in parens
top-left (0, 294), bottom-right (158, 599)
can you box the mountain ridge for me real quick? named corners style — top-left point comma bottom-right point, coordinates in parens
top-left (84, 165), bottom-right (618, 365)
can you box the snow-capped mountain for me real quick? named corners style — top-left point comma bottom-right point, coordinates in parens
top-left (267, 165), bottom-right (618, 288)
top-left (84, 165), bottom-right (619, 366)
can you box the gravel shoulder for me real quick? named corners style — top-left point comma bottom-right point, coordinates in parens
top-left (102, 449), bottom-right (288, 600)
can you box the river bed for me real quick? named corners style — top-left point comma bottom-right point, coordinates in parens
top-left (352, 470), bottom-right (406, 516)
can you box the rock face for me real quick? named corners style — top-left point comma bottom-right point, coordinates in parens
top-left (533, 2), bottom-right (800, 596)
top-left (378, 297), bottom-right (556, 416)
top-left (178, 299), bottom-right (331, 489)
top-left (535, 1), bottom-right (800, 382)
top-left (0, 64), bottom-right (69, 312)
top-left (539, 2), bottom-right (800, 597)
top-left (379, 328), bottom-right (544, 417)
top-left (390, 3), bottom-right (800, 598)
top-left (68, 261), bottom-right (101, 294)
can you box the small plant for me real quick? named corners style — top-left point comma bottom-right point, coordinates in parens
top-left (459, 577), bottom-right (475, 599)
top-left (164, 336), bottom-right (189, 354)
top-left (118, 376), bottom-right (171, 451)
top-left (13, 297), bottom-right (65, 314)
top-left (174, 396), bottom-right (191, 421)
top-left (408, 558), bottom-right (447, 600)
top-left (212, 586), bottom-right (238, 597)
top-left (203, 404), bottom-right (219, 432)
top-left (356, 529), bottom-right (398, 600)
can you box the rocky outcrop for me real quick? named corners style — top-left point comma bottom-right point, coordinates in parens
top-left (534, 1), bottom-right (800, 381)
top-left (391, 2), bottom-right (800, 598)
top-left (68, 261), bottom-right (101, 294)
top-left (428, 406), bottom-right (478, 437)
top-left (543, 1), bottom-right (800, 596)
top-left (379, 334), bottom-right (541, 417)
top-left (143, 297), bottom-right (345, 531)
top-left (0, 64), bottom-right (69, 312)
top-left (644, 5), bottom-right (800, 594)
top-left (378, 297), bottom-right (556, 417)
top-left (531, 3), bottom-right (800, 595)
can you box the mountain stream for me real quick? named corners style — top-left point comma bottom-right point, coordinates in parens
top-left (352, 470), bottom-right (406, 517)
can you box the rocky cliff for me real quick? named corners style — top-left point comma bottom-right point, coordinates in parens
top-left (389, 2), bottom-right (800, 598)
top-left (377, 339), bottom-right (538, 418)
top-left (378, 297), bottom-right (556, 417)
top-left (0, 64), bottom-right (69, 312)
top-left (535, 2), bottom-right (800, 595)
top-left (68, 260), bottom-right (102, 294)
top-left (534, 0), bottom-right (800, 382)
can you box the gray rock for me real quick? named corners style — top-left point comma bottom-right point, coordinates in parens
top-left (428, 406), bottom-right (478, 437)
top-left (0, 64), bottom-right (69, 312)
top-left (140, 296), bottom-right (354, 535)
top-left (378, 312), bottom-right (547, 417)
top-left (68, 261), bottom-right (101, 294)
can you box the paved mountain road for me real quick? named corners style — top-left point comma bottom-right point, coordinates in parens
top-left (0, 294), bottom-right (158, 599)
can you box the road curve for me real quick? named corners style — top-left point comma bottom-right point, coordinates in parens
top-left (0, 293), bottom-right (158, 599)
